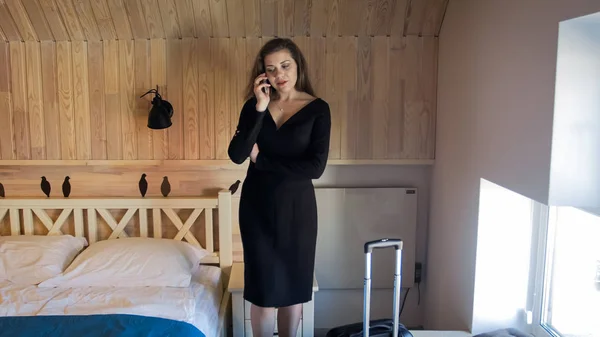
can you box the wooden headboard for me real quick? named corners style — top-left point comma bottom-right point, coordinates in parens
top-left (0, 190), bottom-right (233, 271)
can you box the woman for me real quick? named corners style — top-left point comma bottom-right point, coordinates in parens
top-left (228, 38), bottom-right (331, 337)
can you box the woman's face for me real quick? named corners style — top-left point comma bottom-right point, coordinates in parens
top-left (263, 49), bottom-right (297, 94)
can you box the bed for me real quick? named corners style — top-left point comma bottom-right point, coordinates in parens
top-left (0, 190), bottom-right (234, 337)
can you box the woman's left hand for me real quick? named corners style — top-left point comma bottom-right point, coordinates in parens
top-left (250, 143), bottom-right (259, 163)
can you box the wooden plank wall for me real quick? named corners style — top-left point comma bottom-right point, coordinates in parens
top-left (0, 0), bottom-right (447, 266)
top-left (0, 0), bottom-right (448, 42)
top-left (0, 36), bottom-right (437, 162)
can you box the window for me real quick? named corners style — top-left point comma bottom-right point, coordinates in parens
top-left (472, 179), bottom-right (536, 334)
top-left (529, 205), bottom-right (600, 337)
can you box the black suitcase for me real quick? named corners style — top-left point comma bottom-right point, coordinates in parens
top-left (326, 238), bottom-right (413, 337)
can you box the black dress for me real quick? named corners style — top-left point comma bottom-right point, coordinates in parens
top-left (228, 96), bottom-right (331, 308)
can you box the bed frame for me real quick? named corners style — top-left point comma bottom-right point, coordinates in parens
top-left (0, 190), bottom-right (234, 337)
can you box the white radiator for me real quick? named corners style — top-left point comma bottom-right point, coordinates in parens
top-left (315, 187), bottom-right (418, 289)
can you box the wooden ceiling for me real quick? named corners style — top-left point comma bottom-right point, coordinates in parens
top-left (0, 0), bottom-right (448, 42)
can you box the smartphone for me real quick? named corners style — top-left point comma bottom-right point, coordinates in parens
top-left (261, 79), bottom-right (270, 95)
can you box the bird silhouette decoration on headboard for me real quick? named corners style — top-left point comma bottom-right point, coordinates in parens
top-left (139, 174), bottom-right (148, 197)
top-left (0, 182), bottom-right (5, 198)
top-left (40, 177), bottom-right (51, 198)
top-left (62, 176), bottom-right (71, 198)
top-left (229, 180), bottom-right (241, 194)
top-left (161, 176), bottom-right (171, 197)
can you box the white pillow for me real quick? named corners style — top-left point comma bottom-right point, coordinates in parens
top-left (0, 235), bottom-right (88, 285)
top-left (38, 237), bottom-right (210, 288)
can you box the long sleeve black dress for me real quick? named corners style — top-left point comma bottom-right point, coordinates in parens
top-left (228, 96), bottom-right (331, 308)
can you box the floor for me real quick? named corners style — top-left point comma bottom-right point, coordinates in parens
top-left (315, 327), bottom-right (472, 337)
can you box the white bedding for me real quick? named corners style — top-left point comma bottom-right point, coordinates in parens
top-left (0, 265), bottom-right (224, 337)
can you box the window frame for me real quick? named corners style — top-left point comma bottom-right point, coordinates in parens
top-left (526, 203), bottom-right (598, 337)
top-left (527, 202), bottom-right (554, 337)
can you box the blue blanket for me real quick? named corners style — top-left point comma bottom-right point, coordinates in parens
top-left (0, 314), bottom-right (206, 337)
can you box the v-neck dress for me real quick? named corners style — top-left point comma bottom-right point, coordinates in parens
top-left (228, 96), bottom-right (331, 308)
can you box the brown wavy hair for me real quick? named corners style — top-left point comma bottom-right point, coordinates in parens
top-left (244, 38), bottom-right (315, 101)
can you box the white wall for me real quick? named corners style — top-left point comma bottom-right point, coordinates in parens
top-left (549, 11), bottom-right (600, 208)
top-left (426, 0), bottom-right (600, 332)
top-left (313, 165), bottom-right (431, 330)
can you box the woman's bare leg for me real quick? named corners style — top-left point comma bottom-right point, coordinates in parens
top-left (251, 304), bottom-right (276, 337)
top-left (277, 304), bottom-right (303, 337)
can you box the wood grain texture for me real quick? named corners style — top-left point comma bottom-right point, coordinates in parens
top-left (140, 0), bottom-right (165, 39)
top-left (309, 37), bottom-right (326, 101)
top-left (339, 36), bottom-right (357, 159)
top-left (0, 42), bottom-right (8, 91)
top-left (25, 41), bottom-right (45, 159)
top-left (372, 36), bottom-right (389, 159)
top-left (212, 38), bottom-right (230, 160)
top-left (157, 0), bottom-right (181, 38)
top-left (72, 41), bottom-right (92, 160)
top-left (368, 0), bottom-right (395, 36)
top-left (0, 1), bottom-right (21, 41)
top-left (166, 38), bottom-right (183, 159)
top-left (150, 38), bottom-right (167, 159)
top-left (0, 36), bottom-right (438, 163)
top-left (388, 36), bottom-right (404, 159)
top-left (339, 0), bottom-right (364, 36)
top-left (242, 0), bottom-right (260, 37)
top-left (390, 0), bottom-right (408, 36)
top-left (402, 35), bottom-right (437, 159)
top-left (0, 164), bottom-right (245, 196)
top-left (20, 0), bottom-right (53, 40)
top-left (119, 39), bottom-right (137, 160)
top-left (88, 40), bottom-right (107, 160)
top-left (225, 0), bottom-right (244, 37)
top-left (182, 37), bottom-right (199, 159)
top-left (0, 42), bottom-right (15, 159)
top-left (192, 0), bottom-right (212, 37)
top-left (260, 1), bottom-right (277, 36)
top-left (404, 0), bottom-right (448, 36)
top-left (276, 0), bottom-right (294, 37)
top-left (134, 39), bottom-right (152, 160)
top-left (209, 0), bottom-right (229, 38)
top-left (10, 41), bottom-right (31, 160)
top-left (90, 0), bottom-right (118, 40)
top-left (5, 0), bottom-right (38, 41)
top-left (0, 1), bottom-right (22, 41)
top-left (56, 41), bottom-right (75, 159)
top-left (40, 41), bottom-right (61, 160)
top-left (0, 92), bottom-right (14, 159)
top-left (103, 39), bottom-right (122, 159)
top-left (325, 36), bottom-right (340, 159)
top-left (229, 37), bottom-right (245, 141)
top-left (198, 37), bottom-right (214, 159)
top-left (73, 0), bottom-right (102, 41)
top-left (356, 36), bottom-right (372, 159)
top-left (173, 0), bottom-right (195, 37)
top-left (38, 0), bottom-right (70, 41)
top-left (124, 0), bottom-right (148, 39)
top-left (105, 0), bottom-right (132, 40)
top-left (293, 0), bottom-right (310, 36)
top-left (0, 0), bottom-right (445, 41)
top-left (55, 0), bottom-right (85, 40)
top-left (309, 0), bottom-right (328, 37)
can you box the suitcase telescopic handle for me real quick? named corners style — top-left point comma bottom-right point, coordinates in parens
top-left (363, 238), bottom-right (403, 337)
top-left (364, 238), bottom-right (403, 253)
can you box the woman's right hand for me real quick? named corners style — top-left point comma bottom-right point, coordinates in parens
top-left (254, 73), bottom-right (271, 112)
